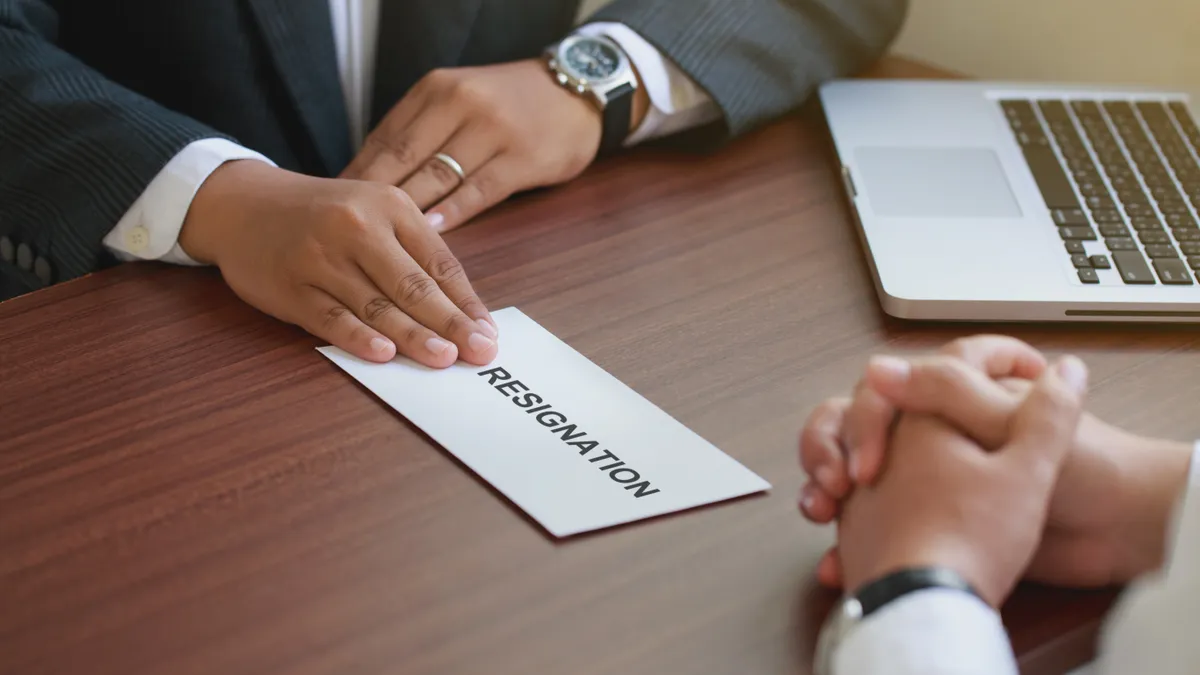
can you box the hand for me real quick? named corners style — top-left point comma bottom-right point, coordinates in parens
top-left (799, 336), bottom-right (1193, 589)
top-left (180, 160), bottom-right (499, 367)
top-left (836, 359), bottom-right (1087, 606)
top-left (341, 59), bottom-right (625, 233)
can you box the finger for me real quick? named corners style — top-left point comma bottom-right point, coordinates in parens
top-left (321, 268), bottom-right (461, 369)
top-left (799, 482), bottom-right (839, 524)
top-left (999, 356), bottom-right (1089, 485)
top-left (294, 286), bottom-right (397, 363)
top-left (399, 125), bottom-right (500, 212)
top-left (359, 244), bottom-right (497, 366)
top-left (799, 397), bottom-right (852, 498)
top-left (425, 158), bottom-right (519, 234)
top-left (360, 198), bottom-right (497, 364)
top-left (387, 195), bottom-right (498, 340)
top-left (342, 98), bottom-right (461, 185)
top-left (864, 354), bottom-right (1022, 450)
top-left (816, 547), bottom-right (844, 589)
top-left (938, 335), bottom-right (1048, 381)
top-left (840, 381), bottom-right (896, 485)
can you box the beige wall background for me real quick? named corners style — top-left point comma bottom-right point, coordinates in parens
top-left (580, 0), bottom-right (1200, 92)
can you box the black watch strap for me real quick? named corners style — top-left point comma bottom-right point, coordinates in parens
top-left (855, 567), bottom-right (983, 617)
top-left (599, 82), bottom-right (635, 157)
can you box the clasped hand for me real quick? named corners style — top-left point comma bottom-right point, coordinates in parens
top-left (800, 336), bottom-right (1192, 607)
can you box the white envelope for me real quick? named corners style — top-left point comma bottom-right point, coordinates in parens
top-left (319, 307), bottom-right (771, 537)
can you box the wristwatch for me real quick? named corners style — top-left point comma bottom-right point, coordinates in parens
top-left (545, 34), bottom-right (639, 156)
top-left (813, 567), bottom-right (983, 675)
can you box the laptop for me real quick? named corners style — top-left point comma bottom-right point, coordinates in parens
top-left (819, 80), bottom-right (1200, 322)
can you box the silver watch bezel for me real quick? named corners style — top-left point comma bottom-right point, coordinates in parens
top-left (545, 34), bottom-right (636, 110)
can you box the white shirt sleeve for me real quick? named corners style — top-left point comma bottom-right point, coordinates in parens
top-left (102, 138), bottom-right (275, 266)
top-left (833, 588), bottom-right (1018, 675)
top-left (832, 442), bottom-right (1200, 675)
top-left (1094, 442), bottom-right (1200, 675)
top-left (575, 22), bottom-right (723, 147)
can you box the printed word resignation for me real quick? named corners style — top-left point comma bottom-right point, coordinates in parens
top-left (478, 367), bottom-right (661, 499)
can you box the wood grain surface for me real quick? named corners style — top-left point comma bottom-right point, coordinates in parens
top-left (3, 58), bottom-right (1200, 675)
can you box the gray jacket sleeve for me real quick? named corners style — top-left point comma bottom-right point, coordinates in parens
top-left (592, 0), bottom-right (909, 138)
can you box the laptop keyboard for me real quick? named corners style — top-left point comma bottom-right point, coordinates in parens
top-left (1001, 98), bottom-right (1200, 286)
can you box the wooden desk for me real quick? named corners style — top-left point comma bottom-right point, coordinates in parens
top-left (3, 58), bottom-right (1199, 675)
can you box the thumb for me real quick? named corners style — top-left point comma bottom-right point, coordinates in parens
top-left (999, 355), bottom-right (1089, 484)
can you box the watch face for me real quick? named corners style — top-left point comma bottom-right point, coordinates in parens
top-left (563, 39), bottom-right (621, 81)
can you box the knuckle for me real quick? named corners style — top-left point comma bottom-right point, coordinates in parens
top-left (450, 77), bottom-right (487, 106)
top-left (366, 133), bottom-right (418, 168)
top-left (394, 272), bottom-right (439, 308)
top-left (440, 312), bottom-right (472, 338)
top-left (426, 249), bottom-right (466, 285)
top-left (402, 323), bottom-right (426, 348)
top-left (424, 67), bottom-right (456, 90)
top-left (362, 296), bottom-right (397, 323)
top-left (319, 304), bottom-right (351, 331)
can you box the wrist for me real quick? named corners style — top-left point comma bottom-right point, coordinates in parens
top-left (1115, 437), bottom-right (1193, 579)
top-left (848, 538), bottom-right (999, 607)
top-left (179, 159), bottom-right (274, 265)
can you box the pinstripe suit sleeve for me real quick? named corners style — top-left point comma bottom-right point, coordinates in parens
top-left (592, 0), bottom-right (909, 139)
top-left (0, 0), bottom-right (226, 298)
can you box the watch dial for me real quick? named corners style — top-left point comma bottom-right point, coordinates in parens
top-left (564, 40), bottom-right (620, 81)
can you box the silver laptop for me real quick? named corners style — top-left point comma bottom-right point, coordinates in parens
top-left (820, 80), bottom-right (1200, 322)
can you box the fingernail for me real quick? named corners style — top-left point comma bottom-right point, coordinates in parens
top-left (476, 318), bottom-right (499, 339)
top-left (800, 490), bottom-right (816, 514)
top-left (1055, 355), bottom-right (1089, 394)
top-left (468, 332), bottom-right (495, 353)
top-left (370, 337), bottom-right (394, 355)
top-left (426, 212), bottom-right (445, 231)
top-left (425, 337), bottom-right (453, 358)
top-left (869, 355), bottom-right (912, 386)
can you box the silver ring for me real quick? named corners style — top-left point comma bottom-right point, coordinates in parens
top-left (432, 153), bottom-right (466, 183)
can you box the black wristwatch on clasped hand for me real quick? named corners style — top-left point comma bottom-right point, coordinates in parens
top-left (545, 34), bottom-right (638, 157)
top-left (813, 567), bottom-right (984, 675)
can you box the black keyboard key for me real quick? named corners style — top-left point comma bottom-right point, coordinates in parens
top-left (1024, 145), bottom-right (1081, 209)
top-left (1071, 254), bottom-right (1092, 268)
top-left (1072, 100), bottom-right (1102, 117)
top-left (1153, 258), bottom-right (1194, 284)
top-left (1060, 226), bottom-right (1096, 240)
top-left (1002, 100), bottom-right (1037, 120)
top-left (1131, 216), bottom-right (1164, 230)
top-left (1089, 209), bottom-right (1123, 223)
top-left (1052, 208), bottom-right (1089, 225)
top-left (1078, 268), bottom-right (1100, 284)
top-left (1112, 251), bottom-right (1156, 284)
top-left (1189, 257), bottom-right (1200, 271)
top-left (1124, 203), bottom-right (1157, 216)
top-left (1107, 237), bottom-right (1137, 251)
top-left (1084, 195), bottom-right (1115, 210)
top-left (1160, 202), bottom-right (1192, 215)
top-left (1139, 230), bottom-right (1171, 244)
top-left (1145, 244), bottom-right (1180, 258)
top-left (1065, 240), bottom-right (1086, 255)
top-left (1089, 255), bottom-right (1111, 269)
top-left (1098, 223), bottom-right (1130, 237)
top-left (1182, 242), bottom-right (1200, 256)
top-left (1176, 230), bottom-right (1200, 242)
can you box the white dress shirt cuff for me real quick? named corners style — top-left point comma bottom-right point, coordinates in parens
top-left (102, 138), bottom-right (275, 266)
top-left (834, 588), bottom-right (1018, 675)
top-left (576, 22), bottom-right (722, 147)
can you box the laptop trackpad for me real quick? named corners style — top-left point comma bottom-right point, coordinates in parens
top-left (855, 147), bottom-right (1023, 218)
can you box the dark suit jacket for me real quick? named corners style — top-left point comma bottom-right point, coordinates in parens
top-left (0, 0), bottom-right (908, 300)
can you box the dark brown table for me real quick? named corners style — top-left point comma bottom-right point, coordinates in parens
top-left (4, 58), bottom-right (1200, 675)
